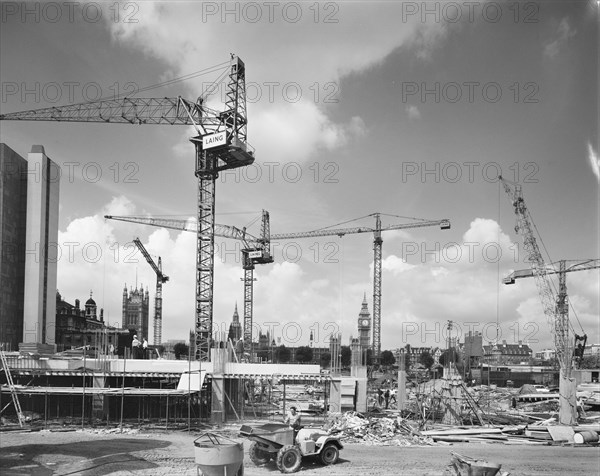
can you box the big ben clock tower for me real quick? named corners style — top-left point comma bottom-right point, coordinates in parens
top-left (357, 293), bottom-right (371, 351)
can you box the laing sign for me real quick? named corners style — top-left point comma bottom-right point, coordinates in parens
top-left (202, 131), bottom-right (227, 150)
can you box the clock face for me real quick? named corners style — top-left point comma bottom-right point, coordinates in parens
top-left (361, 319), bottom-right (369, 327)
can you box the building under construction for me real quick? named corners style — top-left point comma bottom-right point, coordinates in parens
top-left (0, 337), bottom-right (369, 430)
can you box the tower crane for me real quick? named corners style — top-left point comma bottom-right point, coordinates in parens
top-left (106, 213), bottom-right (450, 362)
top-left (271, 213), bottom-right (451, 362)
top-left (498, 176), bottom-right (592, 424)
top-left (1, 56), bottom-right (254, 361)
top-left (503, 259), bottom-right (599, 367)
top-left (105, 211), bottom-right (273, 355)
top-left (132, 238), bottom-right (170, 345)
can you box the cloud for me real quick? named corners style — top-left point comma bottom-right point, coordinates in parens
top-left (103, 3), bottom-right (445, 164)
top-left (544, 17), bottom-right (576, 58)
top-left (252, 102), bottom-right (366, 163)
top-left (405, 105), bottom-right (421, 120)
top-left (588, 142), bottom-right (599, 181)
top-left (56, 201), bottom-right (599, 351)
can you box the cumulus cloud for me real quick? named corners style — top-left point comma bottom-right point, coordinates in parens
top-left (544, 17), bottom-right (576, 58)
top-left (405, 105), bottom-right (421, 120)
top-left (103, 3), bottom-right (445, 164)
top-left (56, 201), bottom-right (599, 350)
top-left (252, 102), bottom-right (366, 163)
top-left (588, 142), bottom-right (599, 181)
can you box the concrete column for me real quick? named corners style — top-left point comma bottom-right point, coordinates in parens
top-left (211, 376), bottom-right (225, 425)
top-left (397, 354), bottom-right (406, 411)
top-left (355, 377), bottom-right (368, 412)
top-left (92, 375), bottom-right (106, 419)
top-left (559, 375), bottom-right (577, 425)
top-left (329, 377), bottom-right (342, 414)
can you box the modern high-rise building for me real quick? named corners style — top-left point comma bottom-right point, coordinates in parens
top-left (0, 144), bottom-right (28, 351)
top-left (20, 145), bottom-right (60, 353)
top-left (122, 284), bottom-right (150, 340)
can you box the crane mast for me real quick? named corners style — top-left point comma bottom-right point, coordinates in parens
top-left (1, 55), bottom-right (254, 361)
top-left (106, 210), bottom-right (273, 357)
top-left (107, 213), bottom-right (448, 362)
top-left (499, 177), bottom-right (582, 424)
top-left (372, 214), bottom-right (383, 361)
top-left (133, 238), bottom-right (169, 345)
top-left (272, 214), bottom-right (450, 362)
top-left (504, 258), bottom-right (599, 368)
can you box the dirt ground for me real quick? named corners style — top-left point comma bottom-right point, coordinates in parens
top-left (1, 427), bottom-right (598, 476)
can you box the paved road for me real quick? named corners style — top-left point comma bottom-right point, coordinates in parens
top-left (1, 428), bottom-right (599, 475)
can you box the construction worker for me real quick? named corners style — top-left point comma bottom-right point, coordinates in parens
top-left (389, 388), bottom-right (397, 405)
top-left (284, 406), bottom-right (302, 441)
top-left (284, 406), bottom-right (302, 430)
top-left (132, 335), bottom-right (141, 358)
top-left (384, 389), bottom-right (390, 409)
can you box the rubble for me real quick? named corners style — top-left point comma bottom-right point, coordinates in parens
top-left (324, 411), bottom-right (438, 446)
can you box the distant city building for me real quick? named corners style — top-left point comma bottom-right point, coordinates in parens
top-left (227, 303), bottom-right (242, 342)
top-left (55, 290), bottom-right (119, 352)
top-left (463, 331), bottom-right (484, 368)
top-left (483, 340), bottom-right (533, 365)
top-left (21, 145), bottom-right (60, 353)
top-left (397, 346), bottom-right (434, 368)
top-left (0, 143), bottom-right (28, 351)
top-left (122, 284), bottom-right (150, 340)
top-left (588, 344), bottom-right (600, 356)
top-left (534, 348), bottom-right (556, 361)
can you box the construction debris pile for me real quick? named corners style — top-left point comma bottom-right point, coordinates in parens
top-left (324, 411), bottom-right (437, 446)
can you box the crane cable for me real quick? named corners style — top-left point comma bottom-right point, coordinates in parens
top-left (76, 61), bottom-right (231, 104)
top-left (310, 212), bottom-right (439, 233)
top-left (496, 181), bottom-right (501, 344)
top-left (527, 210), bottom-right (585, 335)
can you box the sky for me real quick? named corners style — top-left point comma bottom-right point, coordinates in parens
top-left (1, 0), bottom-right (598, 353)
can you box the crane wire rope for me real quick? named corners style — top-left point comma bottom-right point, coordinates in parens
top-left (502, 176), bottom-right (587, 337)
top-left (496, 181), bottom-right (501, 344)
top-left (527, 210), bottom-right (585, 334)
top-left (63, 61), bottom-right (231, 105)
top-left (310, 213), bottom-right (441, 233)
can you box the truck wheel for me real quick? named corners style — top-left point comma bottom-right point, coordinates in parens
top-left (249, 442), bottom-right (271, 466)
top-left (319, 443), bottom-right (339, 465)
top-left (276, 444), bottom-right (302, 473)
